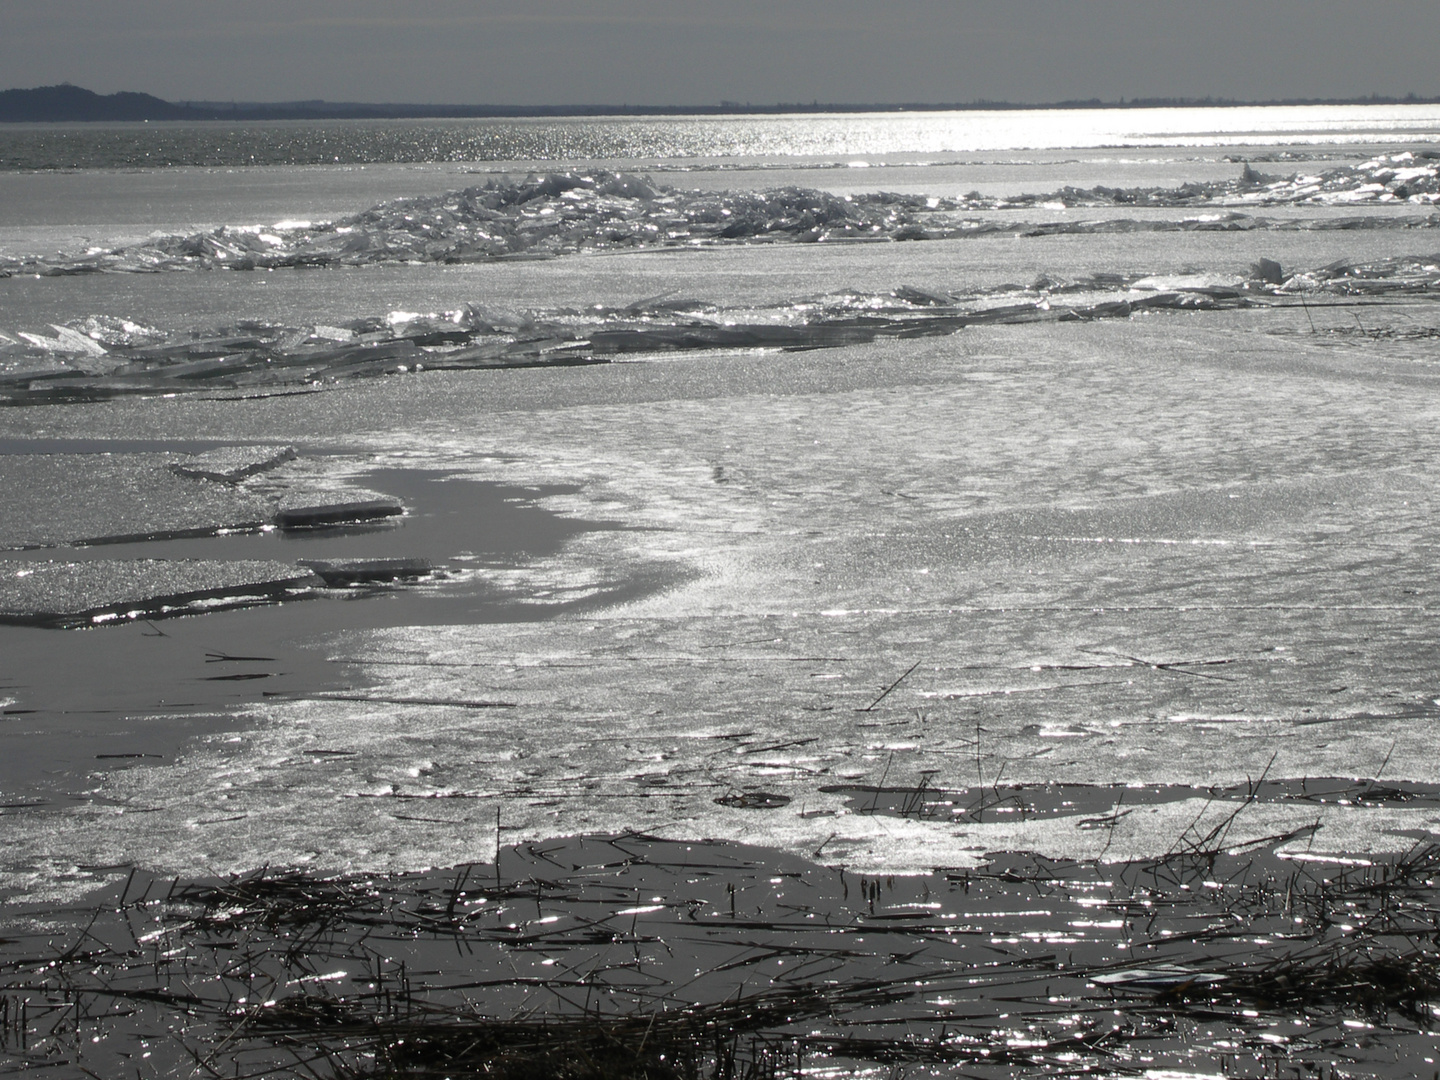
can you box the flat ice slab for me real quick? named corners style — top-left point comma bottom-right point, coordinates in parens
top-left (298, 557), bottom-right (432, 583)
top-left (0, 558), bottom-right (318, 627)
top-left (0, 454), bottom-right (270, 549)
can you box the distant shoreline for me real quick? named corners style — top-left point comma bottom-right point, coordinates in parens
top-left (3, 84), bottom-right (1440, 124)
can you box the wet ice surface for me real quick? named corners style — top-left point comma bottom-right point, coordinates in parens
top-left (6, 303), bottom-right (1440, 892)
top-left (0, 452), bottom-right (272, 547)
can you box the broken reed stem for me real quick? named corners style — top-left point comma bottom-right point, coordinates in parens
top-left (866, 753), bottom-right (894, 816)
top-left (1299, 291), bottom-right (1317, 334)
top-left (858, 659), bottom-right (922, 713)
top-left (974, 712), bottom-right (984, 807)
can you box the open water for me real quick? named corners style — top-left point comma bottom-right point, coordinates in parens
top-left (3, 103), bottom-right (1440, 170)
top-left (1, 104), bottom-right (1438, 330)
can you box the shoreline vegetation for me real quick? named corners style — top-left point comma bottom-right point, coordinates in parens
top-left (5, 830), bottom-right (1440, 1077)
top-left (3, 84), bottom-right (1440, 124)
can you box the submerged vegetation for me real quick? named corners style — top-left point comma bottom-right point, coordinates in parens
top-left (2, 823), bottom-right (1439, 1078)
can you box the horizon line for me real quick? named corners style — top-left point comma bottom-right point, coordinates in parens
top-left (109, 92), bottom-right (1440, 114)
top-left (4, 83), bottom-right (1440, 123)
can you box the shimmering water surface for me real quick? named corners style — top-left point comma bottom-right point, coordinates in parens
top-left (3, 104), bottom-right (1440, 170)
top-left (1, 104), bottom-right (1436, 263)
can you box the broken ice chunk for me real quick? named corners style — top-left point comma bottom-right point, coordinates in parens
top-left (1090, 965), bottom-right (1227, 988)
top-left (715, 791), bottom-right (793, 810)
top-left (0, 559), bottom-right (319, 628)
top-left (275, 499), bottom-right (405, 530)
top-left (311, 325), bottom-right (357, 342)
top-left (1251, 257), bottom-right (1284, 285)
top-left (298, 557), bottom-right (434, 585)
top-left (18, 326), bottom-right (106, 357)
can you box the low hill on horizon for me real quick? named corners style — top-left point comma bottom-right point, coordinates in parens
top-left (0, 85), bottom-right (197, 122)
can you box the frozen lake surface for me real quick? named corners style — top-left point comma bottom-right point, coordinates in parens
top-left (2, 107), bottom-right (1440, 1077)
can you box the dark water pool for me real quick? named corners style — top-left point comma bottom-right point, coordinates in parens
top-left (0, 464), bottom-right (667, 804)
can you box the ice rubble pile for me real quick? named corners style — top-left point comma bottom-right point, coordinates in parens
top-left (0, 294), bottom-right (1226, 404)
top-left (1281, 252), bottom-right (1440, 294)
top-left (981, 152), bottom-right (1440, 211)
top-left (0, 308), bottom-right (602, 404)
top-left (1, 159), bottom-right (1437, 279)
top-left (1, 254), bottom-right (1435, 404)
top-left (1241, 151), bottom-right (1440, 205)
top-left (0, 172), bottom-right (938, 277)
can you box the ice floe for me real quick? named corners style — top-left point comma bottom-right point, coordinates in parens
top-left (0, 558), bottom-right (318, 628)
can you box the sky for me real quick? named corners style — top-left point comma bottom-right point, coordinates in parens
top-left (3, 0), bottom-right (1439, 107)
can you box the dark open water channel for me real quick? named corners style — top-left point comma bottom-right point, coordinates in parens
top-left (0, 460), bottom-right (660, 806)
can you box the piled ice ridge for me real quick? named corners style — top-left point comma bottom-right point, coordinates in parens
top-left (0, 308), bottom-right (603, 403)
top-left (989, 151), bottom-right (1440, 210)
top-left (2, 253), bottom-right (1436, 404)
top-left (0, 173), bottom-right (938, 276)
top-left (1, 159), bottom-right (1437, 279)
